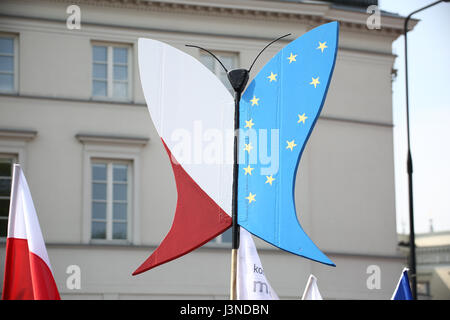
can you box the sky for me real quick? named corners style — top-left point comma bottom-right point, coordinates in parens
top-left (378, 0), bottom-right (450, 234)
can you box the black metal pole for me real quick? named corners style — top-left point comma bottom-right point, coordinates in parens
top-left (403, 0), bottom-right (444, 300)
top-left (227, 68), bottom-right (249, 299)
top-left (227, 91), bottom-right (241, 300)
top-left (229, 90), bottom-right (242, 299)
top-left (231, 90), bottom-right (241, 252)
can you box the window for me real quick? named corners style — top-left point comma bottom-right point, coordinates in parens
top-left (91, 160), bottom-right (131, 241)
top-left (0, 35), bottom-right (17, 93)
top-left (92, 44), bottom-right (131, 100)
top-left (0, 155), bottom-right (17, 237)
top-left (417, 281), bottom-right (431, 299)
top-left (211, 228), bottom-right (232, 245)
top-left (199, 51), bottom-right (238, 94)
top-left (78, 133), bottom-right (148, 245)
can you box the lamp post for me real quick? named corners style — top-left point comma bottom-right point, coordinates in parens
top-left (403, 0), bottom-right (448, 300)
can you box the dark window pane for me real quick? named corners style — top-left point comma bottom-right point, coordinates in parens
top-left (92, 201), bottom-right (106, 220)
top-left (200, 52), bottom-right (236, 95)
top-left (93, 63), bottom-right (107, 79)
top-left (92, 182), bottom-right (106, 200)
top-left (113, 65), bottom-right (127, 81)
top-left (113, 47), bottom-right (127, 64)
top-left (199, 54), bottom-right (214, 71)
top-left (113, 164), bottom-right (127, 182)
top-left (0, 218), bottom-right (8, 237)
top-left (221, 56), bottom-right (234, 71)
top-left (92, 80), bottom-right (107, 97)
top-left (112, 82), bottom-right (127, 99)
top-left (0, 160), bottom-right (12, 177)
top-left (113, 202), bottom-right (127, 220)
top-left (92, 163), bottom-right (107, 181)
top-left (92, 45), bottom-right (107, 62)
top-left (91, 221), bottom-right (106, 239)
top-left (221, 228), bottom-right (232, 243)
top-left (0, 178), bottom-right (12, 197)
top-left (0, 56), bottom-right (14, 72)
top-left (113, 183), bottom-right (127, 201)
top-left (0, 73), bottom-right (13, 91)
top-left (113, 222), bottom-right (127, 240)
top-left (0, 38), bottom-right (14, 54)
top-left (0, 199), bottom-right (9, 217)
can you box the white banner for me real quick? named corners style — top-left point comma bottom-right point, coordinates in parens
top-left (237, 227), bottom-right (278, 300)
top-left (301, 274), bottom-right (323, 300)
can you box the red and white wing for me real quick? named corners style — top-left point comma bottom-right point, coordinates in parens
top-left (133, 39), bottom-right (234, 275)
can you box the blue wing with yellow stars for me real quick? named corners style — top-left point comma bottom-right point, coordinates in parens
top-left (237, 22), bottom-right (339, 266)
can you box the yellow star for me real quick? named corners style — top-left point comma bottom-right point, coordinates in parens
top-left (246, 192), bottom-right (256, 204)
top-left (243, 165), bottom-right (254, 175)
top-left (297, 113), bottom-right (308, 124)
top-left (265, 175), bottom-right (275, 185)
top-left (245, 119), bottom-right (255, 129)
top-left (267, 72), bottom-right (277, 82)
top-left (287, 53), bottom-right (297, 63)
top-left (317, 41), bottom-right (327, 53)
top-left (310, 77), bottom-right (320, 88)
top-left (250, 96), bottom-right (259, 106)
top-left (244, 143), bottom-right (253, 153)
top-left (286, 140), bottom-right (297, 151)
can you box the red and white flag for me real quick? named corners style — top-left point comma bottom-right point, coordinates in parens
top-left (2, 164), bottom-right (60, 300)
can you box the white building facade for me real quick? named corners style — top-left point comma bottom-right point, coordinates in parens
top-left (399, 231), bottom-right (450, 300)
top-left (0, 0), bottom-right (411, 299)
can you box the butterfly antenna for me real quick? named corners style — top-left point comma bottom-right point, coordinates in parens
top-left (185, 44), bottom-right (229, 73)
top-left (247, 33), bottom-right (291, 73)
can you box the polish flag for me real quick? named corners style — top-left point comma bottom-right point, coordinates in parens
top-left (2, 164), bottom-right (60, 300)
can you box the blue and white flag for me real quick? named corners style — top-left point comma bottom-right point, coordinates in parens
top-left (392, 268), bottom-right (413, 300)
top-left (237, 22), bottom-right (339, 266)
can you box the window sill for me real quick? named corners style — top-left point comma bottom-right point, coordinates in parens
top-left (0, 90), bottom-right (17, 95)
top-left (0, 92), bottom-right (146, 106)
top-left (202, 242), bottom-right (232, 249)
top-left (89, 239), bottom-right (131, 246)
top-left (90, 96), bottom-right (133, 104)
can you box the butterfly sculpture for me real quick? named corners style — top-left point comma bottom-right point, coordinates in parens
top-left (133, 21), bottom-right (339, 276)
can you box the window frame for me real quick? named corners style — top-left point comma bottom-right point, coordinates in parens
top-left (0, 153), bottom-right (18, 239)
top-left (417, 281), bottom-right (431, 298)
top-left (0, 129), bottom-right (35, 240)
top-left (90, 158), bottom-right (132, 243)
top-left (207, 227), bottom-right (232, 247)
top-left (78, 134), bottom-right (147, 245)
top-left (0, 33), bottom-right (19, 94)
top-left (91, 41), bottom-right (132, 102)
top-left (199, 50), bottom-right (238, 94)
